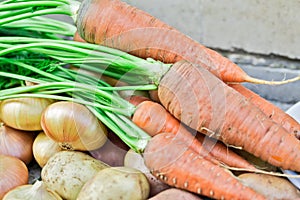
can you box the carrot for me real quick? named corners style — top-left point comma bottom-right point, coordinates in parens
top-left (157, 60), bottom-right (300, 171)
top-left (129, 97), bottom-right (256, 170)
top-left (143, 132), bottom-right (266, 200)
top-left (73, 31), bottom-right (86, 43)
top-left (147, 80), bottom-right (299, 144)
top-left (229, 84), bottom-right (300, 138)
top-left (76, 0), bottom-right (299, 85)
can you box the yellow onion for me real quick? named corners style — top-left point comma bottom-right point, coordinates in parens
top-left (3, 180), bottom-right (62, 200)
top-left (0, 155), bottom-right (29, 199)
top-left (0, 97), bottom-right (54, 131)
top-left (32, 132), bottom-right (62, 167)
top-left (41, 101), bottom-right (107, 151)
top-left (0, 123), bottom-right (35, 164)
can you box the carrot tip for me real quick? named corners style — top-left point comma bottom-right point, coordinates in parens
top-left (244, 75), bottom-right (300, 85)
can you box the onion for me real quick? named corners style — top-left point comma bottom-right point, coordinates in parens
top-left (41, 151), bottom-right (109, 200)
top-left (3, 180), bottom-right (62, 200)
top-left (41, 101), bottom-right (107, 151)
top-left (0, 155), bottom-right (29, 199)
top-left (0, 123), bottom-right (35, 164)
top-left (0, 97), bottom-right (54, 131)
top-left (32, 132), bottom-right (62, 167)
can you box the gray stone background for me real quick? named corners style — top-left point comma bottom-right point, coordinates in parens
top-left (123, 0), bottom-right (300, 110)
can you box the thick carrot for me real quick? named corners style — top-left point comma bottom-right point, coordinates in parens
top-left (73, 31), bottom-right (86, 43)
top-left (76, 0), bottom-right (299, 85)
top-left (229, 83), bottom-right (300, 138)
top-left (129, 97), bottom-right (256, 170)
top-left (158, 60), bottom-right (300, 171)
top-left (74, 28), bottom-right (300, 136)
top-left (143, 132), bottom-right (266, 200)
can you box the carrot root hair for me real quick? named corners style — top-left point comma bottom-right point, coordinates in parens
top-left (230, 74), bottom-right (300, 85)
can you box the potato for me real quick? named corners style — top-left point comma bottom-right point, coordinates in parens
top-left (239, 173), bottom-right (300, 200)
top-left (77, 166), bottom-right (150, 200)
top-left (89, 131), bottom-right (129, 166)
top-left (41, 151), bottom-right (109, 200)
top-left (124, 149), bottom-right (170, 197)
top-left (149, 188), bottom-right (203, 200)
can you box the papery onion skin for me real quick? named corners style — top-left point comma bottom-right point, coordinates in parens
top-left (41, 101), bottom-right (107, 151)
top-left (0, 97), bottom-right (54, 131)
top-left (41, 151), bottom-right (109, 200)
top-left (32, 132), bottom-right (62, 168)
top-left (0, 124), bottom-right (35, 164)
top-left (2, 180), bottom-right (62, 200)
top-left (0, 155), bottom-right (29, 199)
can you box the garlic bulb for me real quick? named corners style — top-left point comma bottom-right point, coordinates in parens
top-left (0, 155), bottom-right (29, 199)
top-left (3, 180), bottom-right (62, 200)
top-left (32, 132), bottom-right (62, 168)
top-left (41, 101), bottom-right (107, 151)
top-left (0, 123), bottom-right (35, 164)
top-left (41, 151), bottom-right (109, 200)
top-left (0, 97), bottom-right (54, 131)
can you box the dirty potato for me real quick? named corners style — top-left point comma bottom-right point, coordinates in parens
top-left (124, 149), bottom-right (170, 197)
top-left (41, 151), bottom-right (108, 200)
top-left (149, 188), bottom-right (203, 200)
top-left (239, 173), bottom-right (300, 200)
top-left (77, 166), bottom-right (150, 200)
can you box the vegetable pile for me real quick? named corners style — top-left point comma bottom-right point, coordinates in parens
top-left (0, 0), bottom-right (300, 199)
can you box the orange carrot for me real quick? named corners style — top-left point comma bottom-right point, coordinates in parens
top-left (229, 84), bottom-right (300, 138)
top-left (143, 132), bottom-right (266, 200)
top-left (157, 60), bottom-right (300, 171)
top-left (76, 0), bottom-right (299, 85)
top-left (73, 31), bottom-right (86, 43)
top-left (130, 97), bottom-right (256, 170)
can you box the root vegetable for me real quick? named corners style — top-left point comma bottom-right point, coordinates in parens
top-left (41, 151), bottom-right (109, 200)
top-left (124, 149), bottom-right (170, 197)
top-left (77, 166), bottom-right (150, 200)
top-left (131, 98), bottom-right (255, 170)
top-left (148, 188), bottom-right (203, 200)
top-left (143, 132), bottom-right (266, 200)
top-left (76, 0), bottom-right (299, 85)
top-left (239, 173), bottom-right (300, 200)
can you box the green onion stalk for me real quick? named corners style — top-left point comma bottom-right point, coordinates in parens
top-left (0, 36), bottom-right (172, 85)
top-left (0, 0), bottom-right (79, 38)
top-left (0, 1), bottom-right (173, 153)
top-left (0, 53), bottom-right (161, 152)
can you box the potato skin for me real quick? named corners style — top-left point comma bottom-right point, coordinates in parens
top-left (77, 166), bottom-right (150, 200)
top-left (124, 149), bottom-right (170, 197)
top-left (149, 188), bottom-right (203, 200)
top-left (41, 151), bottom-right (108, 200)
top-left (239, 173), bottom-right (300, 200)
